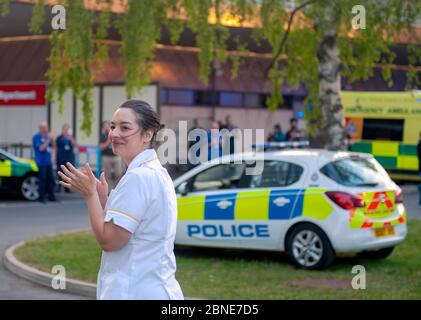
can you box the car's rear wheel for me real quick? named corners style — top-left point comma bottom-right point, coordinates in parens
top-left (21, 175), bottom-right (39, 201)
top-left (357, 246), bottom-right (395, 259)
top-left (286, 223), bottom-right (335, 270)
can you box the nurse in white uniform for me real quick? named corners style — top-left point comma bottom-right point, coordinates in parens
top-left (58, 100), bottom-right (184, 300)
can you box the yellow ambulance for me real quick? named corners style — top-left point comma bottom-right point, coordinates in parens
top-left (342, 91), bottom-right (421, 181)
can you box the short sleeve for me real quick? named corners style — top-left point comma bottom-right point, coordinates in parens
top-left (104, 171), bottom-right (150, 233)
top-left (33, 135), bottom-right (41, 151)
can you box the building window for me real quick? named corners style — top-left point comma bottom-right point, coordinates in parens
top-left (282, 95), bottom-right (294, 109)
top-left (160, 88), bottom-right (168, 104)
top-left (244, 93), bottom-right (261, 108)
top-left (219, 92), bottom-right (243, 107)
top-left (167, 89), bottom-right (194, 105)
top-left (194, 90), bottom-right (219, 106)
top-left (161, 88), bottom-right (297, 109)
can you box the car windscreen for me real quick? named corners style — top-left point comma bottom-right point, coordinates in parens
top-left (320, 156), bottom-right (389, 187)
top-left (0, 149), bottom-right (18, 162)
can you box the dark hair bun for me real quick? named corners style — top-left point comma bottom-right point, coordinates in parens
top-left (119, 100), bottom-right (160, 148)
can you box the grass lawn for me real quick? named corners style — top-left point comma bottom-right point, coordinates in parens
top-left (14, 221), bottom-right (421, 299)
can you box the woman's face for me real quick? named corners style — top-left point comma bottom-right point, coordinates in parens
top-left (110, 108), bottom-right (151, 160)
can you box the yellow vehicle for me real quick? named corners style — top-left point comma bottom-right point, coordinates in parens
top-left (341, 91), bottom-right (421, 181)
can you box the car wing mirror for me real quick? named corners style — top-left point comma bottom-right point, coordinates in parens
top-left (178, 182), bottom-right (189, 196)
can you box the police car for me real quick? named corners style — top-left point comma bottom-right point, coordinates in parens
top-left (173, 148), bottom-right (407, 270)
top-left (0, 148), bottom-right (39, 201)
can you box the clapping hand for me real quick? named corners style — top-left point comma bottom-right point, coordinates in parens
top-left (58, 163), bottom-right (97, 198)
top-left (95, 171), bottom-right (108, 207)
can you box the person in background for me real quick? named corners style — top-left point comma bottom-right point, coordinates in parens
top-left (268, 123), bottom-right (286, 142)
top-left (187, 118), bottom-right (202, 169)
top-left (187, 118), bottom-right (201, 149)
top-left (417, 131), bottom-right (421, 207)
top-left (286, 118), bottom-right (302, 142)
top-left (220, 114), bottom-right (238, 155)
top-left (56, 124), bottom-right (77, 193)
top-left (345, 132), bottom-right (353, 151)
top-left (208, 120), bottom-right (223, 160)
top-left (100, 120), bottom-right (125, 190)
top-left (32, 122), bottom-right (57, 203)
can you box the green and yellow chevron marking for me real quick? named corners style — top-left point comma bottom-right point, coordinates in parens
top-left (352, 141), bottom-right (419, 172)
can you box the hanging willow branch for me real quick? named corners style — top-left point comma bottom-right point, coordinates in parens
top-left (117, 0), bottom-right (164, 98)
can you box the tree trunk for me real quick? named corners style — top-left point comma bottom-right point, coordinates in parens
top-left (317, 17), bottom-right (347, 150)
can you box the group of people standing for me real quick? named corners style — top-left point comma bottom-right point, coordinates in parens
top-left (267, 118), bottom-right (303, 143)
top-left (187, 115), bottom-right (238, 165)
top-left (32, 121), bottom-right (126, 203)
top-left (32, 122), bottom-right (77, 203)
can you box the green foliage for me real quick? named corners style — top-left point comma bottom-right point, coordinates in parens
top-left (94, 1), bottom-right (111, 71)
top-left (46, 0), bottom-right (95, 137)
top-left (8, 0), bottom-right (419, 137)
top-left (229, 36), bottom-right (247, 80)
top-left (118, 0), bottom-right (163, 98)
top-left (0, 0), bottom-right (10, 16)
top-left (29, 0), bottom-right (45, 34)
top-left (184, 0), bottom-right (216, 85)
top-left (163, 0), bottom-right (186, 45)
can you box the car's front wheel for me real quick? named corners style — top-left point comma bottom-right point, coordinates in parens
top-left (21, 175), bottom-right (39, 201)
top-left (357, 246), bottom-right (395, 259)
top-left (286, 223), bottom-right (335, 270)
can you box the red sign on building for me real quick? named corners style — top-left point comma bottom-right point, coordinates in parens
top-left (0, 83), bottom-right (46, 106)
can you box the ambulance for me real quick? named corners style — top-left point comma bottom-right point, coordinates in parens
top-left (0, 148), bottom-right (39, 200)
top-left (173, 150), bottom-right (407, 270)
top-left (343, 91), bottom-right (421, 181)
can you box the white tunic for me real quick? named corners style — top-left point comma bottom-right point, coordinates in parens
top-left (97, 148), bottom-right (184, 300)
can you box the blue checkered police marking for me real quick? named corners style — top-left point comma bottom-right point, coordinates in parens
top-left (204, 193), bottom-right (237, 220)
top-left (268, 189), bottom-right (303, 220)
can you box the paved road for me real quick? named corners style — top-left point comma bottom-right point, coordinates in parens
top-left (0, 184), bottom-right (419, 300)
top-left (0, 193), bottom-right (90, 299)
top-left (400, 183), bottom-right (421, 220)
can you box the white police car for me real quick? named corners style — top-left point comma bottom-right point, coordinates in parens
top-left (173, 149), bottom-right (407, 270)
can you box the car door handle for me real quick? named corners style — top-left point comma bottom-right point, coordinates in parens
top-left (273, 197), bottom-right (291, 207)
top-left (216, 200), bottom-right (233, 209)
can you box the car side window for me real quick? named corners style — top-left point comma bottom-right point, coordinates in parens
top-left (241, 160), bottom-right (303, 188)
top-left (185, 163), bottom-right (246, 193)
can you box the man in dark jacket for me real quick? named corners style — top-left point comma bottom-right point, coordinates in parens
top-left (56, 124), bottom-right (77, 193)
top-left (417, 131), bottom-right (421, 206)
